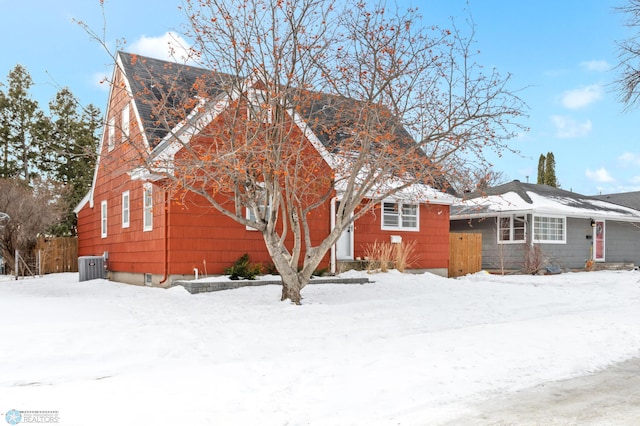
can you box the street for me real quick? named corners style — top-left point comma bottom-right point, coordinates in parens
top-left (441, 357), bottom-right (640, 425)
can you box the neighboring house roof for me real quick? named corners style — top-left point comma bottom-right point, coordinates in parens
top-left (451, 180), bottom-right (640, 222)
top-left (593, 191), bottom-right (640, 211)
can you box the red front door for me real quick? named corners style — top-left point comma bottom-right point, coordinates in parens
top-left (594, 220), bottom-right (605, 261)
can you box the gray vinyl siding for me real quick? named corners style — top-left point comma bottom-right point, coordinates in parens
top-left (604, 221), bottom-right (640, 264)
top-left (450, 217), bottom-right (527, 271)
top-left (451, 216), bottom-right (640, 271)
top-left (538, 217), bottom-right (592, 269)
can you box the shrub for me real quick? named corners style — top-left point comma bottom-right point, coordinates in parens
top-left (363, 241), bottom-right (395, 273)
top-left (225, 253), bottom-right (262, 280)
top-left (393, 240), bottom-right (419, 272)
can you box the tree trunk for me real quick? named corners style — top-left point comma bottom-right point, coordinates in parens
top-left (280, 270), bottom-right (304, 304)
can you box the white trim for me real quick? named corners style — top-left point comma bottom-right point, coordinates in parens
top-left (496, 214), bottom-right (526, 244)
top-left (381, 201), bottom-right (420, 232)
top-left (246, 88), bottom-right (273, 123)
top-left (593, 220), bottom-right (606, 262)
top-left (122, 191), bottom-right (130, 228)
top-left (287, 107), bottom-right (336, 170)
top-left (143, 184), bottom-right (153, 231)
top-left (532, 214), bottom-right (566, 244)
top-left (107, 117), bottom-right (115, 151)
top-left (101, 200), bottom-right (108, 238)
top-left (121, 102), bottom-right (130, 142)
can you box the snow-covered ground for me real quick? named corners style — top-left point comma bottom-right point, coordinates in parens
top-left (1, 270), bottom-right (639, 425)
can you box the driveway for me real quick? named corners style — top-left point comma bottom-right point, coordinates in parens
top-left (441, 357), bottom-right (640, 425)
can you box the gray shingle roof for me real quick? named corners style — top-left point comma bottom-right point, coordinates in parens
top-left (452, 180), bottom-right (640, 219)
top-left (117, 51), bottom-right (451, 193)
top-left (118, 51), bottom-right (237, 147)
top-left (593, 191), bottom-right (640, 211)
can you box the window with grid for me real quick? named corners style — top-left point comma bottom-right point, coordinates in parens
top-left (101, 200), bottom-right (108, 238)
top-left (121, 103), bottom-right (130, 142)
top-left (533, 215), bottom-right (565, 243)
top-left (122, 191), bottom-right (130, 228)
top-left (382, 202), bottom-right (419, 230)
top-left (107, 117), bottom-right (115, 151)
top-left (143, 184), bottom-right (153, 231)
top-left (497, 215), bottom-right (526, 243)
top-left (247, 89), bottom-right (272, 123)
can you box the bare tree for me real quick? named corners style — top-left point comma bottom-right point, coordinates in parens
top-left (616, 0), bottom-right (640, 109)
top-left (86, 0), bottom-right (526, 303)
top-left (0, 178), bottom-right (65, 273)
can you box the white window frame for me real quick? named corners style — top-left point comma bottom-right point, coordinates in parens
top-left (143, 184), bottom-right (153, 231)
top-left (247, 89), bottom-right (272, 123)
top-left (532, 214), bottom-right (566, 244)
top-left (121, 102), bottom-right (130, 142)
top-left (381, 201), bottom-right (419, 231)
top-left (497, 214), bottom-right (526, 244)
top-left (107, 117), bottom-right (115, 151)
top-left (101, 200), bottom-right (108, 238)
top-left (122, 191), bottom-right (130, 228)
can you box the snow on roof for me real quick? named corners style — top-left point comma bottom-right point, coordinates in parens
top-left (451, 181), bottom-right (640, 222)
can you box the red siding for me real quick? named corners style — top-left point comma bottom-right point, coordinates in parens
top-left (77, 65), bottom-right (449, 280)
top-left (77, 67), bottom-right (166, 275)
top-left (353, 203), bottom-right (450, 269)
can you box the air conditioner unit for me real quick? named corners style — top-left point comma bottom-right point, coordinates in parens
top-left (78, 256), bottom-right (106, 282)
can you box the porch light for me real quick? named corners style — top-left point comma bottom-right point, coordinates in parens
top-left (590, 219), bottom-right (596, 227)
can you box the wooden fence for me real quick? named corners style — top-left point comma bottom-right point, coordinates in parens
top-left (35, 236), bottom-right (79, 273)
top-left (449, 233), bottom-right (482, 278)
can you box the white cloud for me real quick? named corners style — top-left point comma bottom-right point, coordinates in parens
top-left (630, 176), bottom-right (640, 184)
top-left (585, 168), bottom-right (614, 183)
top-left (560, 85), bottom-right (603, 109)
top-left (618, 152), bottom-right (640, 166)
top-left (128, 32), bottom-right (195, 64)
top-left (551, 115), bottom-right (592, 138)
top-left (580, 60), bottom-right (611, 72)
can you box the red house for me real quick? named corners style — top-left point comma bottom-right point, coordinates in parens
top-left (75, 52), bottom-right (454, 286)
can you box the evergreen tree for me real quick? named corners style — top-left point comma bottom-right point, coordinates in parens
top-left (0, 65), bottom-right (101, 236)
top-left (43, 89), bottom-right (101, 235)
top-left (544, 151), bottom-right (558, 187)
top-left (0, 90), bottom-right (18, 178)
top-left (0, 65), bottom-right (44, 183)
top-left (536, 154), bottom-right (545, 184)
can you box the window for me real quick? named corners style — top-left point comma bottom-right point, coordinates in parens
top-left (143, 184), bottom-right (153, 231)
top-left (247, 89), bottom-right (272, 123)
top-left (101, 200), bottom-right (108, 238)
top-left (121, 103), bottom-right (130, 142)
top-left (533, 215), bottom-right (565, 243)
top-left (497, 215), bottom-right (526, 243)
top-left (245, 193), bottom-right (270, 231)
top-left (107, 117), bottom-right (115, 151)
top-left (381, 202), bottom-right (419, 231)
top-left (122, 191), bottom-right (130, 228)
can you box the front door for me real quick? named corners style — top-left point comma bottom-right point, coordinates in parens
top-left (336, 223), bottom-right (354, 260)
top-left (593, 220), bottom-right (605, 261)
top-left (335, 201), bottom-right (354, 260)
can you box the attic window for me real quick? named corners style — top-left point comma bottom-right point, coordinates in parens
top-left (247, 89), bottom-right (272, 123)
top-left (121, 102), bottom-right (130, 142)
top-left (107, 117), bottom-right (115, 151)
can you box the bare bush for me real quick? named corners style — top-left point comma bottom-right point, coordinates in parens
top-left (0, 178), bottom-right (65, 273)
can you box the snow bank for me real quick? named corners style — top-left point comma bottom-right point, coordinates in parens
top-left (0, 270), bottom-right (639, 425)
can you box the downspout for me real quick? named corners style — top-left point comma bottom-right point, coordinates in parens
top-left (159, 190), bottom-right (170, 286)
top-left (330, 197), bottom-right (337, 274)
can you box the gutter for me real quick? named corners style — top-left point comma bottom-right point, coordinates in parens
top-left (159, 190), bottom-right (170, 286)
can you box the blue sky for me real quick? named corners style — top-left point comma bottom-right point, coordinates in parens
top-left (1, 0), bottom-right (638, 195)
